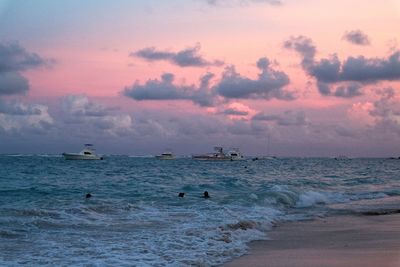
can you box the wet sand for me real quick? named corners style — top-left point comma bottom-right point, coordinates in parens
top-left (223, 213), bottom-right (400, 267)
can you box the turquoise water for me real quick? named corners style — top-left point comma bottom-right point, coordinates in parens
top-left (0, 156), bottom-right (399, 266)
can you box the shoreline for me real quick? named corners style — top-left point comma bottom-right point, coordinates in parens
top-left (222, 212), bottom-right (400, 267)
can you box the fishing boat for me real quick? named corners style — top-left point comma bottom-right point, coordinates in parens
top-left (62, 144), bottom-right (103, 160)
top-left (155, 151), bottom-right (175, 160)
top-left (226, 148), bottom-right (245, 160)
top-left (192, 147), bottom-right (244, 161)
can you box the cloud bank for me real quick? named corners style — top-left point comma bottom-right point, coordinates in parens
top-left (284, 36), bottom-right (400, 97)
top-left (61, 95), bottom-right (134, 137)
top-left (123, 73), bottom-right (215, 107)
top-left (215, 57), bottom-right (293, 100)
top-left (0, 42), bottom-right (54, 134)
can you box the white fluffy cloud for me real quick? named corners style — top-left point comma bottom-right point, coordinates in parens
top-left (61, 95), bottom-right (134, 136)
top-left (0, 103), bottom-right (53, 134)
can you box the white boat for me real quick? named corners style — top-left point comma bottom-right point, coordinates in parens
top-left (155, 152), bottom-right (175, 160)
top-left (226, 148), bottom-right (245, 160)
top-left (62, 144), bottom-right (103, 160)
top-left (192, 147), bottom-right (244, 161)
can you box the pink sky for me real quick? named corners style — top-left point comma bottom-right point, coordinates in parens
top-left (0, 0), bottom-right (400, 156)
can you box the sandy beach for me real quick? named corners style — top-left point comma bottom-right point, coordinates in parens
top-left (223, 213), bottom-right (400, 267)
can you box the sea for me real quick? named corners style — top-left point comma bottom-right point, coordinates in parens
top-left (0, 155), bottom-right (399, 266)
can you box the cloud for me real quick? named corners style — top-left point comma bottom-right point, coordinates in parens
top-left (219, 102), bottom-right (255, 118)
top-left (61, 95), bottom-right (117, 117)
top-left (317, 82), bottom-right (363, 98)
top-left (132, 44), bottom-right (224, 67)
top-left (123, 72), bottom-right (215, 107)
top-left (284, 36), bottom-right (400, 98)
top-left (215, 57), bottom-right (294, 100)
top-left (253, 110), bottom-right (307, 126)
top-left (283, 35), bottom-right (316, 70)
top-left (0, 42), bottom-right (55, 135)
top-left (0, 72), bottom-right (29, 95)
top-left (0, 99), bottom-right (42, 115)
top-left (0, 42), bottom-right (48, 73)
top-left (0, 42), bottom-right (51, 96)
top-left (366, 88), bottom-right (400, 137)
top-left (0, 103), bottom-right (53, 134)
top-left (369, 88), bottom-right (400, 118)
top-left (343, 30), bottom-right (371, 46)
top-left (223, 108), bottom-right (249, 116)
top-left (345, 88), bottom-right (400, 138)
top-left (61, 95), bottom-right (134, 136)
top-left (124, 57), bottom-right (294, 106)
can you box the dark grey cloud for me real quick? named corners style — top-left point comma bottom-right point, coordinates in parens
top-left (0, 42), bottom-right (52, 96)
top-left (285, 35), bottom-right (400, 98)
top-left (340, 53), bottom-right (400, 82)
top-left (283, 35), bottom-right (316, 70)
top-left (124, 57), bottom-right (294, 105)
top-left (123, 73), bottom-right (215, 107)
top-left (252, 110), bottom-right (307, 126)
top-left (0, 42), bottom-right (48, 73)
top-left (343, 30), bottom-right (371, 46)
top-left (132, 45), bottom-right (224, 68)
top-left (215, 57), bottom-right (293, 100)
top-left (0, 72), bottom-right (29, 95)
top-left (317, 82), bottom-right (363, 98)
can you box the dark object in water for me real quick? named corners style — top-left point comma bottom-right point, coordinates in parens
top-left (178, 192), bottom-right (185, 197)
top-left (203, 191), bottom-right (210, 198)
top-left (86, 193), bottom-right (92, 199)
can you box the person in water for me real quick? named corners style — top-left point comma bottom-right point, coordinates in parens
top-left (203, 191), bottom-right (210, 198)
top-left (178, 192), bottom-right (185, 197)
top-left (86, 193), bottom-right (92, 199)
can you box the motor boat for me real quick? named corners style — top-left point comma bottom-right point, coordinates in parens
top-left (155, 152), bottom-right (175, 160)
top-left (226, 148), bottom-right (245, 160)
top-left (192, 147), bottom-right (244, 161)
top-left (62, 144), bottom-right (103, 160)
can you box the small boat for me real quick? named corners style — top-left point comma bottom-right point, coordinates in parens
top-left (334, 155), bottom-right (349, 160)
top-left (62, 144), bottom-right (103, 160)
top-left (226, 148), bottom-right (245, 160)
top-left (155, 152), bottom-right (175, 160)
top-left (192, 147), bottom-right (244, 161)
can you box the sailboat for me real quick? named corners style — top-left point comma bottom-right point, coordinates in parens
top-left (253, 133), bottom-right (276, 161)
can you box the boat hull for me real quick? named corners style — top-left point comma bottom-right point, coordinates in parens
top-left (192, 156), bottom-right (232, 161)
top-left (62, 153), bottom-right (103, 160)
top-left (155, 155), bottom-right (175, 160)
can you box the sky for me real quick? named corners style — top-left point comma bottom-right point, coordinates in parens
top-left (0, 0), bottom-right (400, 156)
